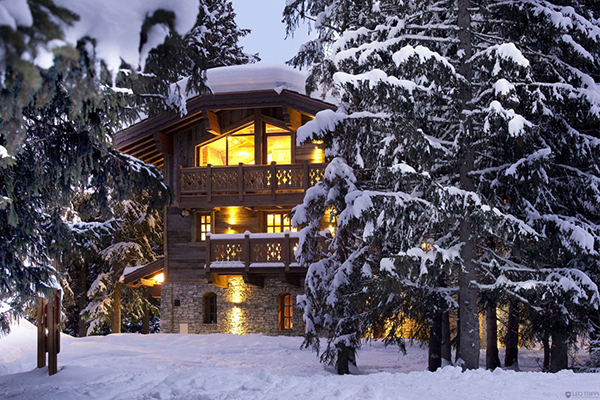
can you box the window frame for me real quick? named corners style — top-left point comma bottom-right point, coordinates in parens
top-left (194, 211), bottom-right (214, 242)
top-left (278, 293), bottom-right (293, 330)
top-left (264, 122), bottom-right (294, 165)
top-left (264, 211), bottom-right (296, 233)
top-left (203, 292), bottom-right (217, 324)
top-left (195, 123), bottom-right (256, 167)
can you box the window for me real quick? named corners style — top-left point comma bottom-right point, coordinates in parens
top-left (196, 213), bottom-right (213, 241)
top-left (203, 292), bottom-right (217, 324)
top-left (266, 212), bottom-right (296, 233)
top-left (196, 125), bottom-right (255, 166)
top-left (279, 293), bottom-right (293, 330)
top-left (266, 124), bottom-right (292, 164)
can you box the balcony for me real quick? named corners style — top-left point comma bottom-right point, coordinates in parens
top-left (205, 231), bottom-right (303, 287)
top-left (179, 161), bottom-right (326, 208)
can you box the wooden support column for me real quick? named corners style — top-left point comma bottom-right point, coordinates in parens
top-left (47, 289), bottom-right (60, 376)
top-left (142, 290), bottom-right (150, 335)
top-left (207, 164), bottom-right (212, 203)
top-left (243, 232), bottom-right (250, 271)
top-left (238, 163), bottom-right (244, 201)
top-left (37, 297), bottom-right (47, 369)
top-left (270, 162), bottom-right (277, 201)
top-left (112, 283), bottom-right (121, 334)
top-left (283, 232), bottom-right (290, 272)
top-left (303, 161), bottom-right (309, 191)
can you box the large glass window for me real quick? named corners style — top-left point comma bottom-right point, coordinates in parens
top-left (266, 124), bottom-right (292, 164)
top-left (266, 212), bottom-right (296, 233)
top-left (279, 293), bottom-right (293, 330)
top-left (196, 125), bottom-right (255, 166)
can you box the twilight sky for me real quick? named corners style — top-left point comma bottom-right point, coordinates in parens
top-left (230, 0), bottom-right (313, 64)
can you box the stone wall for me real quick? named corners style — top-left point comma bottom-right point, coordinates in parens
top-left (160, 277), bottom-right (305, 336)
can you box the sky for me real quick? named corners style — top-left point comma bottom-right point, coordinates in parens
top-left (230, 0), bottom-right (313, 64)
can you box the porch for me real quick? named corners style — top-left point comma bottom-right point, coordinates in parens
top-left (179, 161), bottom-right (326, 208)
top-left (205, 231), bottom-right (304, 287)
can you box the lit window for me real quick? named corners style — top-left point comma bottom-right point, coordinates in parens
top-left (279, 293), bottom-right (293, 330)
top-left (196, 125), bottom-right (255, 166)
top-left (266, 212), bottom-right (296, 233)
top-left (203, 292), bottom-right (217, 324)
top-left (266, 124), bottom-right (292, 164)
top-left (196, 213), bottom-right (212, 241)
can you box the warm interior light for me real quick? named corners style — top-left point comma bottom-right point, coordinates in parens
top-left (227, 276), bottom-right (246, 304)
top-left (153, 273), bottom-right (164, 285)
top-left (266, 135), bottom-right (291, 164)
top-left (228, 306), bottom-right (246, 335)
top-left (421, 238), bottom-right (434, 253)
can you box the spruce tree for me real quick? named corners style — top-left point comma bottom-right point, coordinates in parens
top-left (285, 0), bottom-right (599, 372)
top-left (0, 0), bottom-right (256, 334)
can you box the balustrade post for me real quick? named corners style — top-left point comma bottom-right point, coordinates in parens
top-left (207, 164), bottom-right (212, 203)
top-left (303, 160), bottom-right (309, 191)
top-left (178, 165), bottom-right (183, 205)
top-left (238, 163), bottom-right (244, 201)
top-left (244, 232), bottom-right (250, 271)
top-left (283, 232), bottom-right (290, 272)
top-left (205, 234), bottom-right (211, 272)
top-left (270, 161), bottom-right (277, 201)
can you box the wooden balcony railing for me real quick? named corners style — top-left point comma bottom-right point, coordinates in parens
top-left (205, 231), bottom-right (300, 271)
top-left (179, 161), bottom-right (326, 203)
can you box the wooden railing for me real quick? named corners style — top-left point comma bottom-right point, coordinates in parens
top-left (205, 232), bottom-right (300, 270)
top-left (180, 161), bottom-right (327, 201)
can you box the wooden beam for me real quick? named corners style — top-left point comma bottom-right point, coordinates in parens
top-left (282, 106), bottom-right (292, 128)
top-left (242, 272), bottom-right (264, 288)
top-left (202, 110), bottom-right (221, 135)
top-left (154, 132), bottom-right (173, 155)
top-left (209, 273), bottom-right (228, 288)
top-left (287, 107), bottom-right (303, 131)
top-left (279, 271), bottom-right (301, 287)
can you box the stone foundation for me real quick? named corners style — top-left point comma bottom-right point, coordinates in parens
top-left (160, 276), bottom-right (305, 336)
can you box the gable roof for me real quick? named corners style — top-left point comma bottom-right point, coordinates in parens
top-left (114, 64), bottom-right (336, 167)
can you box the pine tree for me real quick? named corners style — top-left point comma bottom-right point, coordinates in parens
top-left (285, 0), bottom-right (599, 372)
top-left (0, 0), bottom-right (256, 334)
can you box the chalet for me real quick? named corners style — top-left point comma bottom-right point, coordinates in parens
top-left (118, 64), bottom-right (335, 336)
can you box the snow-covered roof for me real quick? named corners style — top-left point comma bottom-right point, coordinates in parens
top-left (206, 63), bottom-right (308, 96)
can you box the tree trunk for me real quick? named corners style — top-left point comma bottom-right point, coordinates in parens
top-left (142, 291), bottom-right (150, 335)
top-left (485, 303), bottom-right (500, 370)
top-left (551, 330), bottom-right (568, 372)
top-left (429, 311), bottom-right (443, 371)
top-left (111, 283), bottom-right (122, 334)
top-left (504, 300), bottom-right (519, 369)
top-left (455, 303), bottom-right (461, 364)
top-left (77, 266), bottom-right (88, 337)
top-left (457, 0), bottom-right (480, 371)
top-left (442, 311), bottom-right (452, 365)
top-left (336, 343), bottom-right (356, 375)
top-left (543, 331), bottom-right (550, 371)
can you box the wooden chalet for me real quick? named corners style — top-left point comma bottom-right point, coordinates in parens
top-left (118, 65), bottom-right (334, 335)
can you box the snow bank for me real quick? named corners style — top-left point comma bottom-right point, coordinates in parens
top-left (0, 318), bottom-right (597, 399)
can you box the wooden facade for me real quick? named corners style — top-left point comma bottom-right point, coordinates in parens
top-left (117, 69), bottom-right (334, 335)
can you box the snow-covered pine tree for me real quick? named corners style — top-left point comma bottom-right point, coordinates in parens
top-left (285, 0), bottom-right (599, 372)
top-left (126, 0), bottom-right (259, 116)
top-left (0, 0), bottom-right (256, 334)
top-left (82, 194), bottom-right (163, 336)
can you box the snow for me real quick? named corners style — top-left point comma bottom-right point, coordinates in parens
top-left (1, 319), bottom-right (598, 400)
top-left (0, 0), bottom-right (31, 30)
top-left (52, 0), bottom-right (197, 75)
top-left (206, 63), bottom-right (307, 96)
top-left (1, 0), bottom-right (199, 77)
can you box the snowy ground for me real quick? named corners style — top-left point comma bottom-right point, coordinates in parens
top-left (0, 320), bottom-right (598, 400)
